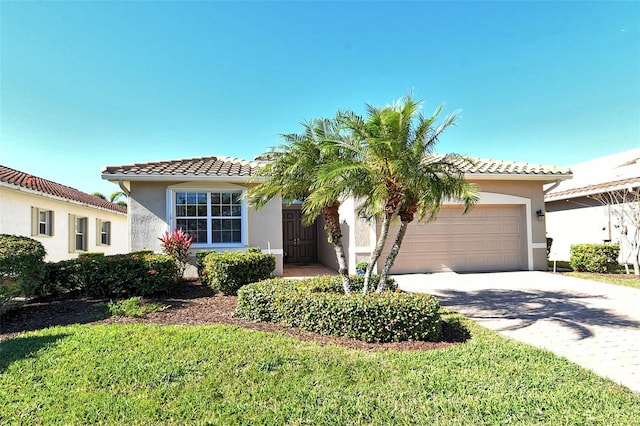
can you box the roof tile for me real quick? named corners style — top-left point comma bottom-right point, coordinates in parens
top-left (0, 165), bottom-right (127, 214)
top-left (102, 156), bottom-right (265, 177)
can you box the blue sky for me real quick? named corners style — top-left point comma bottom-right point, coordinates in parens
top-left (1, 1), bottom-right (639, 197)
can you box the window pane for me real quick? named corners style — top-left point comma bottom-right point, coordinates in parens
top-left (176, 205), bottom-right (186, 217)
top-left (176, 193), bottom-right (187, 205)
top-left (231, 206), bottom-right (241, 216)
top-left (212, 220), bottom-right (221, 231)
top-left (197, 205), bottom-right (207, 216)
top-left (222, 206), bottom-right (231, 217)
top-left (222, 219), bottom-right (232, 230)
top-left (232, 230), bottom-right (241, 243)
top-left (231, 219), bottom-right (241, 230)
top-left (197, 193), bottom-right (207, 204)
top-left (211, 206), bottom-right (220, 216)
top-left (39, 223), bottom-right (47, 235)
top-left (222, 193), bottom-right (231, 204)
top-left (211, 193), bottom-right (220, 204)
top-left (232, 193), bottom-right (241, 204)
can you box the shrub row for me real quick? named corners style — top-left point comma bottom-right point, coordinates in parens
top-left (235, 277), bottom-right (441, 343)
top-left (41, 252), bottom-right (177, 297)
top-left (200, 250), bottom-right (275, 295)
top-left (0, 234), bottom-right (46, 297)
top-left (570, 243), bottom-right (619, 273)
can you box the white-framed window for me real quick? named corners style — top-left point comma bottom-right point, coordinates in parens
top-left (97, 219), bottom-right (111, 246)
top-left (31, 207), bottom-right (54, 237)
top-left (69, 214), bottom-right (87, 252)
top-left (171, 189), bottom-right (246, 247)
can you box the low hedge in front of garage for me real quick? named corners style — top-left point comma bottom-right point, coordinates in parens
top-left (235, 277), bottom-right (441, 343)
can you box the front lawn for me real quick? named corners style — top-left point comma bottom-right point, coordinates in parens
top-left (2, 319), bottom-right (638, 424)
top-left (563, 272), bottom-right (640, 290)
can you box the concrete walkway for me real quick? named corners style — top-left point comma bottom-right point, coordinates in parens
top-left (394, 271), bottom-right (640, 393)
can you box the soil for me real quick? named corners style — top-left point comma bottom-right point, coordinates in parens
top-left (0, 281), bottom-right (458, 351)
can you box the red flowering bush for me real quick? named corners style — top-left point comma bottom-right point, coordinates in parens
top-left (158, 228), bottom-right (193, 281)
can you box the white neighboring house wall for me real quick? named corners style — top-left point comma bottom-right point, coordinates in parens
top-left (0, 184), bottom-right (128, 261)
top-left (545, 201), bottom-right (613, 261)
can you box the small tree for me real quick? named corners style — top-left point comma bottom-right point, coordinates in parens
top-left (590, 187), bottom-right (640, 275)
top-left (158, 229), bottom-right (193, 280)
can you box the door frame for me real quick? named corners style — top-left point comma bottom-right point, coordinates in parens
top-left (282, 206), bottom-right (319, 264)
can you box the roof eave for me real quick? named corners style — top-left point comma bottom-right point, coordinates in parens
top-left (465, 172), bottom-right (573, 182)
top-left (545, 181), bottom-right (640, 202)
top-left (101, 173), bottom-right (265, 183)
top-left (0, 181), bottom-right (127, 215)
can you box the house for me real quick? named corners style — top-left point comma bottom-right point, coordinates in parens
top-left (0, 165), bottom-right (128, 261)
top-left (545, 148), bottom-right (640, 262)
top-left (102, 155), bottom-right (571, 276)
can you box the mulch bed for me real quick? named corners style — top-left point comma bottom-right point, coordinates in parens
top-left (0, 281), bottom-right (457, 351)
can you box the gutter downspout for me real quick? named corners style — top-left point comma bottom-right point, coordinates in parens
top-left (543, 179), bottom-right (562, 195)
top-left (118, 179), bottom-right (130, 197)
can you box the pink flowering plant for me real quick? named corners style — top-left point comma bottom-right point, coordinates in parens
top-left (158, 228), bottom-right (193, 281)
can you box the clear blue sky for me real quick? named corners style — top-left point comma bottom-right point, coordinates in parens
top-left (1, 1), bottom-right (639, 197)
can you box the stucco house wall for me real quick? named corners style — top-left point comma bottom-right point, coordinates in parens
top-left (125, 179), bottom-right (284, 277)
top-left (545, 197), bottom-right (611, 260)
top-left (0, 182), bottom-right (127, 261)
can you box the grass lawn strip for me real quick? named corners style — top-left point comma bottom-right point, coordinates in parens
top-left (1, 319), bottom-right (639, 425)
top-left (564, 272), bottom-right (640, 290)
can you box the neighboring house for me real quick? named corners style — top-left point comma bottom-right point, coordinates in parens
top-left (0, 165), bottom-right (128, 261)
top-left (102, 155), bottom-right (570, 277)
top-left (545, 148), bottom-right (640, 262)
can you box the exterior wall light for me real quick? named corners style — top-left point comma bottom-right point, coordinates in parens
top-left (536, 209), bottom-right (545, 221)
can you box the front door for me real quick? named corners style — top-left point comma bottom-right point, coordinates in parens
top-left (282, 208), bottom-right (317, 263)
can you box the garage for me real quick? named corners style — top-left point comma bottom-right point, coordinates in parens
top-left (380, 204), bottom-right (527, 273)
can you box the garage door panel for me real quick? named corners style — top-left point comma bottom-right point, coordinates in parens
top-left (380, 205), bottom-right (527, 273)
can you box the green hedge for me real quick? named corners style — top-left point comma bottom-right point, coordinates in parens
top-left (570, 244), bottom-right (620, 273)
top-left (76, 253), bottom-right (177, 296)
top-left (236, 277), bottom-right (441, 343)
top-left (0, 234), bottom-right (46, 297)
top-left (201, 251), bottom-right (275, 295)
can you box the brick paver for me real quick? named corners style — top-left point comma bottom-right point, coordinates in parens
top-left (394, 271), bottom-right (640, 393)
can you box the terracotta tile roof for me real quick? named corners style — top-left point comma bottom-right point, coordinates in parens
top-left (102, 156), bottom-right (264, 178)
top-left (545, 176), bottom-right (640, 201)
top-left (103, 154), bottom-right (570, 181)
top-left (457, 156), bottom-right (571, 176)
top-left (0, 165), bottom-right (127, 214)
top-left (545, 148), bottom-right (640, 201)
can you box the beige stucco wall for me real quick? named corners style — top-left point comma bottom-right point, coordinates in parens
top-left (0, 185), bottom-right (128, 261)
top-left (127, 180), bottom-right (284, 277)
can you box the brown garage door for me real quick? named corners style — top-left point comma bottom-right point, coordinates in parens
top-left (379, 205), bottom-right (527, 273)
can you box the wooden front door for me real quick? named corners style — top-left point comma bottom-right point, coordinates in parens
top-left (282, 208), bottom-right (317, 263)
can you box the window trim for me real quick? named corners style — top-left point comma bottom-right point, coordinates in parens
top-left (31, 207), bottom-right (54, 237)
top-left (96, 219), bottom-right (111, 246)
top-left (69, 214), bottom-right (88, 252)
top-left (167, 186), bottom-right (248, 249)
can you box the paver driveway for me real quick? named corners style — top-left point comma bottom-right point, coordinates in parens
top-left (394, 271), bottom-right (640, 393)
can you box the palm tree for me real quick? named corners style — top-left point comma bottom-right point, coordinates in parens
top-left (317, 95), bottom-right (478, 292)
top-left (249, 118), bottom-right (354, 294)
top-left (110, 191), bottom-right (127, 207)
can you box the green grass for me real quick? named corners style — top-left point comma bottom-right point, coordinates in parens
top-left (97, 296), bottom-right (168, 318)
top-left (1, 319), bottom-right (638, 425)
top-left (564, 272), bottom-right (640, 289)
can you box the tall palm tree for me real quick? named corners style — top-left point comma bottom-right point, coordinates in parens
top-left (249, 118), bottom-right (354, 294)
top-left (317, 95), bottom-right (478, 292)
top-left (110, 191), bottom-right (127, 206)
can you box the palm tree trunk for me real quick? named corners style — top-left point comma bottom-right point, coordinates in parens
top-left (377, 220), bottom-right (409, 292)
top-left (322, 203), bottom-right (351, 294)
top-left (364, 211), bottom-right (395, 293)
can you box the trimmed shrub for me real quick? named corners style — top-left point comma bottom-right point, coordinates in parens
top-left (236, 277), bottom-right (441, 343)
top-left (201, 251), bottom-right (275, 295)
top-left (296, 274), bottom-right (397, 293)
top-left (74, 252), bottom-right (177, 296)
top-left (40, 259), bottom-right (82, 297)
top-left (0, 234), bottom-right (46, 297)
top-left (195, 250), bottom-right (217, 277)
top-left (570, 244), bottom-right (620, 273)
